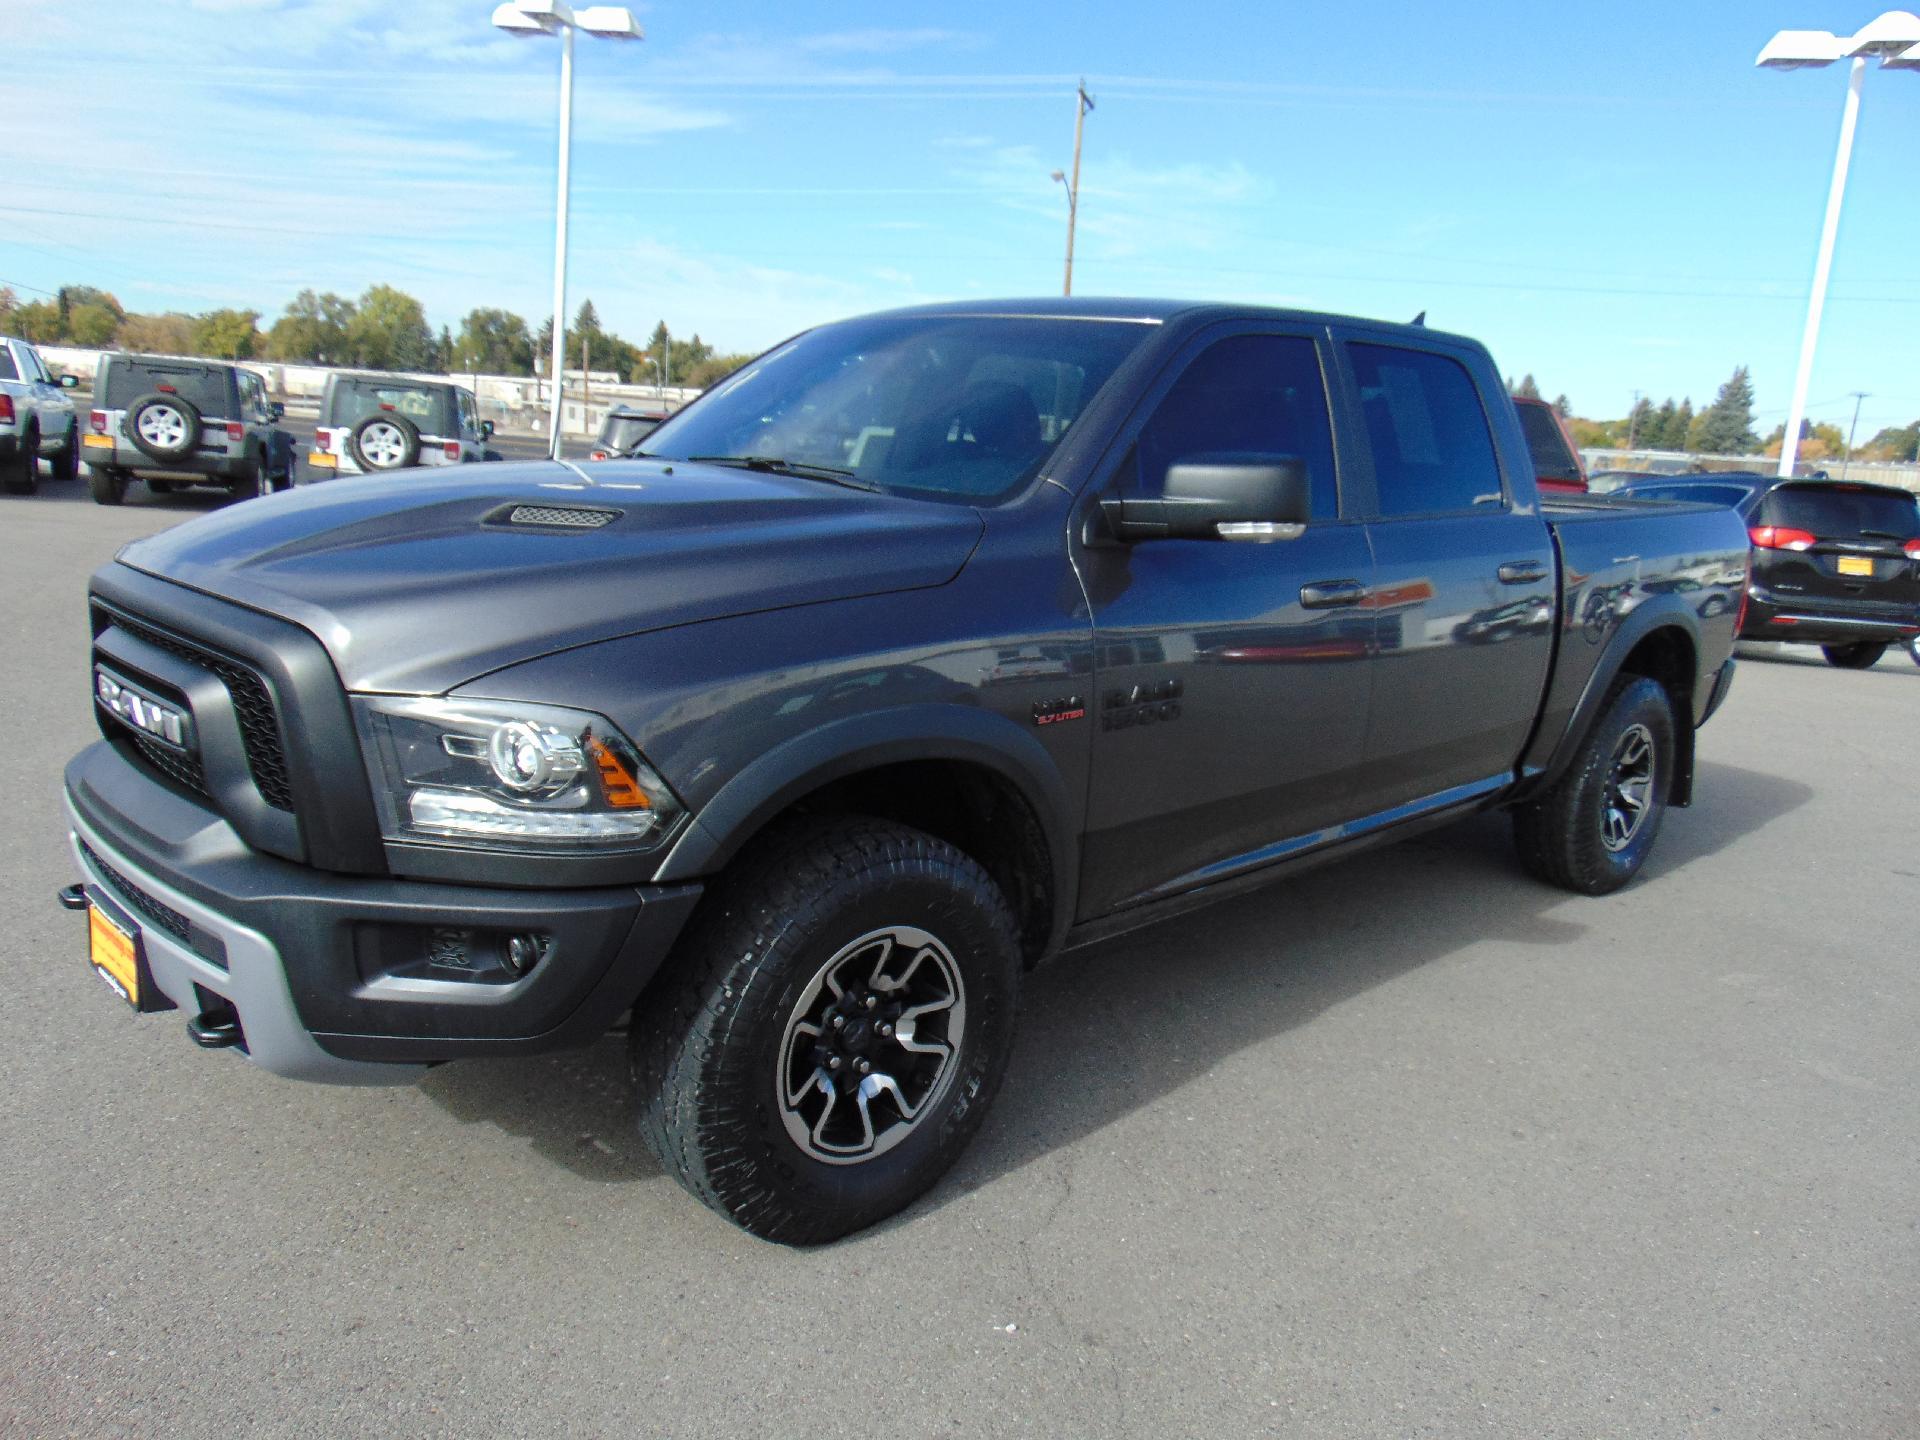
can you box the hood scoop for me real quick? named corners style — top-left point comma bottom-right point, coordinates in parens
top-left (497, 503), bottom-right (621, 530)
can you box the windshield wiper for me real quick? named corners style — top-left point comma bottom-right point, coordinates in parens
top-left (684, 455), bottom-right (879, 491)
top-left (1857, 528), bottom-right (1906, 541)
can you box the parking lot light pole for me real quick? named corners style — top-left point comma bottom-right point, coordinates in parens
top-left (1758, 11), bottom-right (1920, 479)
top-left (491, 1), bottom-right (642, 459)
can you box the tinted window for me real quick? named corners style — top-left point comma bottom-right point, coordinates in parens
top-left (1349, 343), bottom-right (1503, 516)
top-left (0, 347), bottom-right (17, 382)
top-left (643, 316), bottom-right (1149, 504)
top-left (1514, 402), bottom-right (1579, 483)
top-left (328, 381), bottom-right (450, 432)
top-left (1134, 334), bottom-right (1338, 518)
top-left (1760, 484), bottom-right (1920, 539)
top-left (1622, 484), bottom-right (1753, 508)
top-left (103, 358), bottom-right (228, 413)
top-left (600, 414), bottom-right (659, 453)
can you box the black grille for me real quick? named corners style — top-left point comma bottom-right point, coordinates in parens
top-left (132, 733), bottom-right (212, 801)
top-left (107, 613), bottom-right (295, 812)
top-left (81, 840), bottom-right (193, 946)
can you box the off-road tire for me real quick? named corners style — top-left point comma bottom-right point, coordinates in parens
top-left (228, 453), bottom-right (263, 501)
top-left (2, 426), bottom-right (38, 494)
top-left (632, 816), bottom-right (1022, 1245)
top-left (87, 465), bottom-right (128, 506)
top-left (349, 412), bottom-right (421, 471)
top-left (125, 393), bottom-right (202, 463)
top-left (1512, 674), bottom-right (1676, 896)
top-left (1821, 642), bottom-right (1886, 669)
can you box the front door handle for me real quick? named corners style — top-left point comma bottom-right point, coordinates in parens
top-left (1497, 561), bottom-right (1549, 585)
top-left (1300, 579), bottom-right (1368, 609)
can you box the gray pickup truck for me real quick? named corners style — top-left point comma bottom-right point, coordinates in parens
top-left (0, 334), bottom-right (81, 493)
top-left (61, 300), bottom-right (1746, 1242)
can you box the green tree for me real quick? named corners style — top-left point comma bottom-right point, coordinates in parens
top-left (1624, 396), bottom-right (1655, 447)
top-left (452, 308), bottom-right (534, 374)
top-left (59, 286), bottom-right (124, 323)
top-left (1861, 421), bottom-right (1919, 462)
top-left (1642, 399), bottom-right (1675, 449)
top-left (344, 284), bottom-right (433, 370)
top-left (264, 289), bottom-right (355, 363)
top-left (12, 299), bottom-right (63, 343)
top-left (116, 312), bottom-right (197, 355)
top-left (684, 351), bottom-right (753, 389)
top-left (1671, 399), bottom-right (1695, 451)
top-left (1509, 374), bottom-right (1542, 401)
top-left (1688, 366), bottom-right (1757, 455)
top-left (191, 308), bottom-right (260, 359)
top-left (1552, 393), bottom-right (1571, 419)
top-left (0, 286), bottom-right (17, 327)
top-left (66, 303), bottom-right (119, 347)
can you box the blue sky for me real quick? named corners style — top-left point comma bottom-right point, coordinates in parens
top-left (8, 0), bottom-right (1919, 433)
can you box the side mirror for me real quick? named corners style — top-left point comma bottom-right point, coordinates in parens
top-left (481, 420), bottom-right (495, 439)
top-left (59, 373), bottom-right (80, 389)
top-left (1102, 453), bottom-right (1312, 542)
top-left (270, 402), bottom-right (286, 420)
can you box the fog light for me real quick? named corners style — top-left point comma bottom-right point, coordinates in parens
top-left (504, 933), bottom-right (546, 978)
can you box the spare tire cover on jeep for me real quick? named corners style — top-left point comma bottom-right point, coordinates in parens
top-left (350, 412), bottom-right (422, 471)
top-left (126, 393), bottom-right (202, 462)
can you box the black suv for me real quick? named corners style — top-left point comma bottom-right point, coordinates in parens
top-left (84, 354), bottom-right (295, 504)
top-left (1613, 473), bottom-right (1920, 667)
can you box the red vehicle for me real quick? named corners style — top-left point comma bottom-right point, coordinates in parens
top-left (1511, 395), bottom-right (1588, 494)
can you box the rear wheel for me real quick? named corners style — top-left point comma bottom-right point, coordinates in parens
top-left (228, 454), bottom-right (264, 501)
top-left (1, 426), bottom-right (38, 494)
top-left (52, 423), bottom-right (80, 482)
top-left (1821, 642), bottom-right (1886, 669)
top-left (87, 465), bottom-right (128, 506)
top-left (1512, 674), bottom-right (1676, 896)
top-left (633, 816), bottom-right (1022, 1244)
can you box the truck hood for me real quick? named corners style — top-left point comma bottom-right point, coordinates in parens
top-left (118, 460), bottom-right (984, 693)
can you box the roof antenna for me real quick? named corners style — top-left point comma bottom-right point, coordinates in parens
top-left (1410, 310), bottom-right (1427, 327)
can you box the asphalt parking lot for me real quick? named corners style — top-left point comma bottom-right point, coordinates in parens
top-left (2, 480), bottom-right (1916, 1438)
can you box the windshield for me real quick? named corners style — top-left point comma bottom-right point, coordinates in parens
top-left (642, 315), bottom-right (1152, 503)
top-left (1760, 484), bottom-right (1920, 540)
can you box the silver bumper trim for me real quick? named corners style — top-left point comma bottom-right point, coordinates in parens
top-left (66, 798), bottom-right (422, 1087)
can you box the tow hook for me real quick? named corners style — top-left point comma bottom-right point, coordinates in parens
top-left (57, 883), bottom-right (90, 912)
top-left (187, 1007), bottom-right (245, 1050)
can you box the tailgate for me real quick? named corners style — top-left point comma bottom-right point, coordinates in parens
top-left (1752, 483), bottom-right (1920, 611)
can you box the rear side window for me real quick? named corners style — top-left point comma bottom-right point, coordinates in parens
top-left (103, 359), bottom-right (228, 413)
top-left (0, 347), bottom-right (17, 382)
top-left (1515, 402), bottom-right (1580, 484)
top-left (1625, 484), bottom-right (1753, 508)
top-left (1134, 333), bottom-right (1339, 518)
top-left (1348, 343), bottom-right (1503, 516)
top-left (1759, 485), bottom-right (1920, 539)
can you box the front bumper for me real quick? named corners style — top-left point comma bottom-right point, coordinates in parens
top-left (65, 742), bottom-right (703, 1083)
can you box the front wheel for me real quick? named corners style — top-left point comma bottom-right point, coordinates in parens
top-left (632, 816), bottom-right (1022, 1244)
top-left (1512, 674), bottom-right (1677, 896)
top-left (1822, 642), bottom-right (1886, 669)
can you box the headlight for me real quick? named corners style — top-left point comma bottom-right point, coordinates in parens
top-left (351, 696), bottom-right (682, 850)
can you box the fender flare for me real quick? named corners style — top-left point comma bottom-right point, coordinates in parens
top-left (652, 703), bottom-right (1080, 953)
top-left (1522, 598), bottom-right (1705, 807)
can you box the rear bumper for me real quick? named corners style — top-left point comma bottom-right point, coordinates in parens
top-left (1741, 585), bottom-right (1920, 647)
top-left (83, 435), bottom-right (248, 479)
top-left (64, 742), bottom-right (703, 1083)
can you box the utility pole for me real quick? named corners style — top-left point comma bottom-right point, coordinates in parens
top-left (1626, 389), bottom-right (1642, 449)
top-left (1062, 80), bottom-right (1094, 297)
top-left (1841, 390), bottom-right (1870, 478)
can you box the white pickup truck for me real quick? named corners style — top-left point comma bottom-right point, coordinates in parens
top-left (0, 335), bottom-right (81, 494)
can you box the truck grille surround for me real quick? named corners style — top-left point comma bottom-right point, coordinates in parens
top-left (101, 610), bottom-right (295, 812)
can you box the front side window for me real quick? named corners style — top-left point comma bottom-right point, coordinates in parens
top-left (1132, 333), bottom-right (1338, 519)
top-left (1348, 343), bottom-right (1504, 517)
top-left (643, 315), bottom-right (1151, 504)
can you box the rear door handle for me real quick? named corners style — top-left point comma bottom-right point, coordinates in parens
top-left (1300, 579), bottom-right (1368, 609)
top-left (1497, 561), bottom-right (1549, 585)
